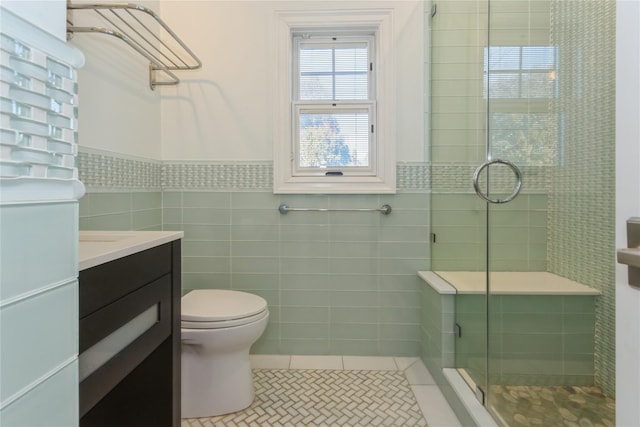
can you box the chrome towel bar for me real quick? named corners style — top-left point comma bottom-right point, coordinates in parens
top-left (278, 204), bottom-right (392, 215)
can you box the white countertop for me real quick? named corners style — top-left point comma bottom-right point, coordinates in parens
top-left (79, 230), bottom-right (184, 271)
top-left (419, 271), bottom-right (600, 295)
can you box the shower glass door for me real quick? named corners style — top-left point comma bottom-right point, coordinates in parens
top-left (482, 0), bottom-right (563, 423)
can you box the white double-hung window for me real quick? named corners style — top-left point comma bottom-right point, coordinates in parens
top-left (274, 10), bottom-right (396, 194)
top-left (293, 34), bottom-right (376, 177)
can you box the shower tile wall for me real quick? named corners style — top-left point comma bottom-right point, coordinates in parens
top-left (78, 151), bottom-right (430, 356)
top-left (547, 0), bottom-right (616, 398)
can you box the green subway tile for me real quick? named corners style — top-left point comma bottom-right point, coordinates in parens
top-left (500, 313), bottom-right (562, 334)
top-left (251, 338), bottom-right (281, 354)
top-left (132, 209), bottom-right (161, 230)
top-left (329, 194), bottom-right (379, 209)
top-left (432, 242), bottom-right (484, 260)
top-left (500, 295), bottom-right (562, 313)
top-left (502, 333), bottom-right (563, 354)
top-left (328, 242), bottom-right (377, 258)
top-left (280, 224), bottom-right (329, 242)
top-left (281, 257), bottom-right (329, 275)
top-left (380, 324), bottom-right (420, 341)
top-left (489, 228), bottom-right (529, 243)
top-left (182, 240), bottom-right (230, 257)
top-left (182, 191), bottom-right (230, 208)
top-left (232, 241), bottom-right (279, 257)
top-left (380, 307), bottom-right (421, 324)
top-left (232, 257), bottom-right (279, 274)
top-left (328, 211), bottom-right (379, 226)
top-left (79, 217), bottom-right (91, 230)
top-left (383, 193), bottom-right (429, 210)
top-left (231, 225), bottom-right (279, 241)
top-left (132, 192), bottom-right (161, 210)
top-left (279, 194), bottom-right (328, 210)
top-left (455, 312), bottom-right (486, 333)
top-left (260, 322), bottom-right (281, 340)
top-left (529, 227), bottom-right (548, 243)
top-left (330, 290), bottom-right (378, 307)
top-left (500, 355), bottom-right (563, 376)
top-left (280, 306), bottom-right (329, 323)
top-left (326, 275), bottom-right (377, 291)
top-left (330, 307), bottom-right (379, 324)
top-left (281, 241), bottom-right (329, 258)
top-left (378, 242), bottom-right (428, 260)
top-left (379, 291), bottom-right (421, 308)
top-left (231, 192), bottom-right (280, 209)
top-left (232, 209), bottom-right (280, 226)
top-left (330, 258), bottom-right (378, 275)
top-left (162, 207), bottom-right (182, 224)
top-left (182, 224), bottom-right (230, 241)
top-left (380, 210), bottom-right (428, 227)
top-left (330, 323), bottom-right (378, 340)
top-left (432, 226), bottom-right (483, 244)
top-left (432, 210), bottom-right (484, 227)
top-left (563, 353), bottom-right (595, 375)
top-left (489, 243), bottom-right (529, 261)
top-left (231, 273), bottom-right (279, 291)
top-left (280, 274), bottom-right (329, 290)
top-left (329, 225), bottom-right (378, 242)
top-left (378, 340), bottom-right (420, 357)
top-left (379, 275), bottom-right (421, 292)
top-left (280, 323), bottom-right (328, 340)
top-left (488, 210), bottom-right (529, 227)
top-left (183, 257), bottom-right (230, 273)
top-left (378, 226), bottom-right (430, 242)
top-left (84, 212), bottom-right (132, 230)
top-left (162, 191), bottom-right (182, 207)
top-left (79, 196), bottom-right (90, 216)
top-left (563, 296), bottom-right (596, 313)
top-left (529, 194), bottom-right (548, 209)
top-left (329, 340), bottom-right (379, 356)
top-left (182, 273), bottom-right (231, 290)
top-left (89, 192), bottom-right (131, 215)
top-left (529, 211), bottom-right (548, 227)
top-left (378, 258), bottom-right (428, 275)
top-left (245, 289), bottom-right (279, 307)
top-left (279, 339), bottom-right (329, 355)
top-left (281, 290), bottom-right (329, 307)
top-left (183, 207), bottom-right (230, 225)
top-left (564, 333), bottom-right (595, 354)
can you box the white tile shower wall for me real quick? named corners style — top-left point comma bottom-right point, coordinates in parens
top-left (0, 8), bottom-right (82, 425)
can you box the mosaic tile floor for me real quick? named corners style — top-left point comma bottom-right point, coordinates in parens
top-left (489, 384), bottom-right (615, 427)
top-left (182, 369), bottom-right (428, 427)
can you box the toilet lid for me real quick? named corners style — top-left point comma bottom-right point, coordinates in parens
top-left (182, 289), bottom-right (268, 322)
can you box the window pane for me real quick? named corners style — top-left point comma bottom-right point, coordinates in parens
top-left (335, 74), bottom-right (368, 99)
top-left (299, 112), bottom-right (370, 168)
top-left (298, 43), bottom-right (369, 101)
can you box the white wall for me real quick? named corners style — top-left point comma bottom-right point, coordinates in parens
top-left (158, 0), bottom-right (425, 162)
top-left (616, 0), bottom-right (640, 425)
top-left (0, 0), bottom-right (66, 40)
top-left (68, 0), bottom-right (162, 160)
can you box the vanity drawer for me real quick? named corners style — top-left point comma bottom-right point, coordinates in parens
top-left (79, 243), bottom-right (172, 318)
top-left (79, 274), bottom-right (171, 417)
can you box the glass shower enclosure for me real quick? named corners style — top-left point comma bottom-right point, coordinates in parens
top-left (430, 0), bottom-right (616, 425)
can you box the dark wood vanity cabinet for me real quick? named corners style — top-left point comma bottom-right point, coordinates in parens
top-left (78, 240), bottom-right (181, 427)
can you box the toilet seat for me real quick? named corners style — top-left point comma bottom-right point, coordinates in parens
top-left (181, 289), bottom-right (268, 329)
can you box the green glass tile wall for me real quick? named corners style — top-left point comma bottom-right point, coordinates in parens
top-left (456, 294), bottom-right (596, 387)
top-left (79, 192), bottom-right (162, 231)
top-left (165, 191), bottom-right (429, 356)
top-left (547, 0), bottom-right (616, 397)
top-left (78, 150), bottom-right (431, 356)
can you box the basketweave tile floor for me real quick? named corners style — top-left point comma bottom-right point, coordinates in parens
top-left (181, 356), bottom-right (462, 427)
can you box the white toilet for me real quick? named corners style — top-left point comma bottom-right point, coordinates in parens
top-left (181, 289), bottom-right (269, 418)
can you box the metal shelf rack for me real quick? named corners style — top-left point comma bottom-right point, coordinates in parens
top-left (67, 2), bottom-right (202, 90)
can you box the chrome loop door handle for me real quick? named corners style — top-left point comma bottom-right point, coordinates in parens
top-left (472, 159), bottom-right (523, 204)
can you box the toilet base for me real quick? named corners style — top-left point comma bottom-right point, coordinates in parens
top-left (181, 346), bottom-right (255, 418)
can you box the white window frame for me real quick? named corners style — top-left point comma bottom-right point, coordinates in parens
top-left (273, 9), bottom-right (396, 194)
